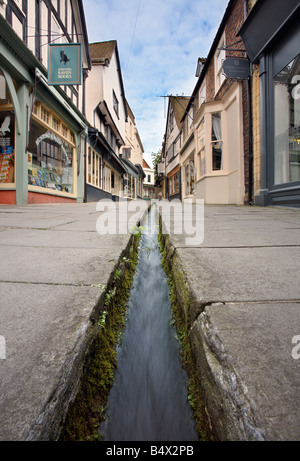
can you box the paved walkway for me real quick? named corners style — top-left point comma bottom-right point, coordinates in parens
top-left (158, 202), bottom-right (300, 440)
top-left (0, 201), bottom-right (147, 441)
top-left (0, 201), bottom-right (299, 441)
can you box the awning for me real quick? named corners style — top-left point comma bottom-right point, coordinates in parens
top-left (121, 158), bottom-right (140, 178)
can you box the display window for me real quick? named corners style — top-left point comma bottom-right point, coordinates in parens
top-left (274, 53), bottom-right (300, 185)
top-left (28, 102), bottom-right (75, 194)
top-left (0, 111), bottom-right (15, 184)
top-left (168, 169), bottom-right (180, 196)
top-left (0, 71), bottom-right (15, 185)
top-left (124, 174), bottom-right (135, 199)
top-left (87, 146), bottom-right (102, 188)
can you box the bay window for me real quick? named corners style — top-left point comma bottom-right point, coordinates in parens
top-left (211, 112), bottom-right (223, 171)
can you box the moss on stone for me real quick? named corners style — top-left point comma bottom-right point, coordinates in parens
top-left (59, 235), bottom-right (140, 441)
top-left (158, 219), bottom-right (210, 441)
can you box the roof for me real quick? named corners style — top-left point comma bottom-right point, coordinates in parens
top-left (143, 159), bottom-right (151, 169)
top-left (89, 40), bottom-right (117, 63)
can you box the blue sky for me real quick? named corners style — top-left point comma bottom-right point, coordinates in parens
top-left (83, 0), bottom-right (229, 167)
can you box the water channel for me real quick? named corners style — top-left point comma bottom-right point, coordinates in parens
top-left (100, 205), bottom-right (198, 441)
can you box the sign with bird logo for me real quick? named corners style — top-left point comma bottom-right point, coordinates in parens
top-left (48, 43), bottom-right (82, 86)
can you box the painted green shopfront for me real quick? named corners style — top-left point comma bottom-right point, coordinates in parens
top-left (0, 16), bottom-right (87, 205)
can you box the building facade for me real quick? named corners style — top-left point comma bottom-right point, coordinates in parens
top-left (85, 41), bottom-right (145, 202)
top-left (162, 96), bottom-right (190, 201)
top-left (121, 100), bottom-right (145, 199)
top-left (180, 0), bottom-right (248, 205)
top-left (0, 0), bottom-right (91, 205)
top-left (240, 0), bottom-right (300, 207)
top-left (85, 40), bottom-right (127, 202)
top-left (142, 159), bottom-right (155, 200)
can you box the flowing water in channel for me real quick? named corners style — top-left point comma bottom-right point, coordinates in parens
top-left (100, 206), bottom-right (198, 441)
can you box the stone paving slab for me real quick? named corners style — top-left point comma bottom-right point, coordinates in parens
top-left (190, 301), bottom-right (300, 441)
top-left (159, 204), bottom-right (300, 441)
top-left (0, 245), bottom-right (126, 285)
top-left (176, 246), bottom-right (300, 305)
top-left (0, 201), bottom-right (147, 441)
top-left (0, 282), bottom-right (102, 441)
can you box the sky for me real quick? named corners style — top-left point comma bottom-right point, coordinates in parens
top-left (83, 0), bottom-right (229, 167)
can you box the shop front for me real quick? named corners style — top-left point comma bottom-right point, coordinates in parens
top-left (0, 16), bottom-right (88, 205)
top-left (0, 69), bottom-right (16, 204)
top-left (86, 127), bottom-right (126, 202)
top-left (27, 100), bottom-right (77, 203)
top-left (240, 0), bottom-right (300, 207)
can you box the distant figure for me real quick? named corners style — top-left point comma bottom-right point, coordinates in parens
top-left (60, 51), bottom-right (70, 65)
top-left (158, 192), bottom-right (163, 201)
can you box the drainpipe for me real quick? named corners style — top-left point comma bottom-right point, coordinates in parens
top-left (179, 166), bottom-right (182, 202)
top-left (82, 70), bottom-right (88, 203)
top-left (244, 0), bottom-right (254, 204)
top-left (247, 73), bottom-right (254, 204)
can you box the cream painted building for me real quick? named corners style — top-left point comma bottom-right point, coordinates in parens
top-left (85, 41), bottom-right (128, 201)
top-left (121, 100), bottom-right (145, 198)
top-left (180, 0), bottom-right (248, 205)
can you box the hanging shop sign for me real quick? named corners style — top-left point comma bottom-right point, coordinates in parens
top-left (222, 58), bottom-right (250, 80)
top-left (48, 43), bottom-right (82, 86)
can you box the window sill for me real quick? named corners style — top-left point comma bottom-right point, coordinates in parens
top-left (28, 185), bottom-right (76, 198)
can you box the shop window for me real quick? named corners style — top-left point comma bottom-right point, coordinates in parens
top-left (41, 105), bottom-right (50, 124)
top-left (211, 112), bottom-right (223, 170)
top-left (169, 170), bottom-right (180, 196)
top-left (274, 53), bottom-right (300, 185)
top-left (185, 160), bottom-right (195, 196)
top-left (124, 174), bottom-right (135, 199)
top-left (0, 111), bottom-right (15, 184)
top-left (70, 131), bottom-right (75, 144)
top-left (52, 115), bottom-right (60, 132)
top-left (103, 161), bottom-right (111, 192)
top-left (27, 118), bottom-right (74, 194)
top-left (88, 147), bottom-right (92, 184)
top-left (33, 101), bottom-right (39, 116)
top-left (62, 123), bottom-right (68, 138)
top-left (0, 72), bottom-right (9, 105)
top-left (87, 147), bottom-right (102, 188)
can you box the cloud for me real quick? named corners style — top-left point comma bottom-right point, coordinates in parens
top-left (84, 0), bottom-right (229, 166)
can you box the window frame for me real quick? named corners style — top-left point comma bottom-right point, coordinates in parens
top-left (211, 112), bottom-right (223, 171)
top-left (113, 90), bottom-right (119, 118)
top-left (215, 34), bottom-right (226, 94)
